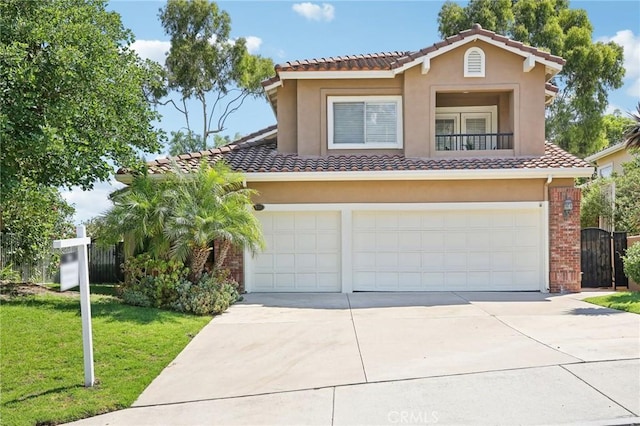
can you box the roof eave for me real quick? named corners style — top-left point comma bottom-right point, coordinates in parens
top-left (584, 143), bottom-right (627, 162)
top-left (243, 167), bottom-right (594, 182)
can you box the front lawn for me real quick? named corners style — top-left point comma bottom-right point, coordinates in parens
top-left (0, 289), bottom-right (211, 425)
top-left (584, 292), bottom-right (640, 314)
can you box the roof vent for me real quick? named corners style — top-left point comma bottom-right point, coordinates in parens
top-left (464, 47), bottom-right (485, 77)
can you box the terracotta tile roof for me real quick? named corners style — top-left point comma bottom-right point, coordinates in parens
top-left (131, 126), bottom-right (590, 177)
top-left (275, 51), bottom-right (411, 72)
top-left (263, 24), bottom-right (565, 87)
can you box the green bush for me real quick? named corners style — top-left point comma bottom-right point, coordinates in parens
top-left (171, 271), bottom-right (240, 315)
top-left (121, 254), bottom-right (190, 308)
top-left (120, 254), bottom-right (240, 315)
top-left (623, 243), bottom-right (640, 284)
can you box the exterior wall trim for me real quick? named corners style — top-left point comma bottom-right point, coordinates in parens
top-left (244, 168), bottom-right (594, 182)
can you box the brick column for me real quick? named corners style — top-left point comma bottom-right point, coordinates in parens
top-left (213, 240), bottom-right (245, 292)
top-left (548, 186), bottom-right (582, 293)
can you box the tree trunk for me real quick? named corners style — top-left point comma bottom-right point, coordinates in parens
top-left (189, 245), bottom-right (211, 283)
top-left (213, 239), bottom-right (231, 271)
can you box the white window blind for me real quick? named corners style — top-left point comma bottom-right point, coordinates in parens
top-left (333, 102), bottom-right (365, 144)
top-left (331, 98), bottom-right (400, 146)
top-left (464, 118), bottom-right (486, 134)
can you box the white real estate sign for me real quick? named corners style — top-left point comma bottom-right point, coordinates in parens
top-left (59, 251), bottom-right (79, 291)
top-left (53, 226), bottom-right (94, 387)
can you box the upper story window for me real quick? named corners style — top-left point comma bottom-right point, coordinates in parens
top-left (464, 47), bottom-right (485, 77)
top-left (598, 163), bottom-right (613, 178)
top-left (328, 95), bottom-right (403, 149)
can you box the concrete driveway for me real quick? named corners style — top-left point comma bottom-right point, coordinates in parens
top-left (70, 292), bottom-right (640, 425)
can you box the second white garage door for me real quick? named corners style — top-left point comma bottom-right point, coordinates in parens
top-left (352, 209), bottom-right (543, 291)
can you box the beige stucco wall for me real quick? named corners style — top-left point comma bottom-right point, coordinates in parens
top-left (249, 178), bottom-right (573, 204)
top-left (276, 40), bottom-right (547, 158)
top-left (594, 149), bottom-right (634, 175)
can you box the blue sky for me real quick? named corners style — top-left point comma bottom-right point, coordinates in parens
top-left (63, 0), bottom-right (640, 224)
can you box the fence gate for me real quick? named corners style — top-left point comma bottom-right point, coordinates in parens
top-left (581, 228), bottom-right (629, 288)
top-left (581, 228), bottom-right (612, 288)
top-left (87, 242), bottom-right (124, 283)
top-left (613, 232), bottom-right (628, 288)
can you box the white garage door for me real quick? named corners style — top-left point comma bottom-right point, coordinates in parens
top-left (250, 211), bottom-right (341, 292)
top-left (352, 209), bottom-right (542, 291)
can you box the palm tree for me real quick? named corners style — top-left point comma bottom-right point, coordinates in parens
top-left (164, 161), bottom-right (265, 283)
top-left (101, 174), bottom-right (174, 259)
top-left (625, 102), bottom-right (640, 149)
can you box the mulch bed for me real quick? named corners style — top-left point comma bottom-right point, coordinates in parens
top-left (0, 282), bottom-right (76, 300)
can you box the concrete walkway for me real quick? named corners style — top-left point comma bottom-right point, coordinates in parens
top-left (69, 291), bottom-right (640, 425)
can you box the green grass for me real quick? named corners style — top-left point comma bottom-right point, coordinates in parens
top-left (584, 292), bottom-right (640, 314)
top-left (1, 292), bottom-right (211, 425)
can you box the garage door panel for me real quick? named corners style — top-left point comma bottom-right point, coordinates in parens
top-left (274, 213), bottom-right (295, 230)
top-left (398, 233), bottom-right (422, 250)
top-left (422, 253), bottom-right (445, 269)
top-left (491, 212), bottom-right (516, 227)
top-left (399, 253), bottom-right (421, 268)
top-left (275, 254), bottom-right (296, 269)
top-left (318, 253), bottom-right (340, 268)
top-left (421, 232), bottom-right (445, 249)
top-left (251, 212), bottom-right (341, 292)
top-left (295, 233), bottom-right (316, 250)
top-left (274, 234), bottom-right (295, 250)
top-left (376, 253), bottom-right (399, 268)
top-left (468, 252), bottom-right (491, 269)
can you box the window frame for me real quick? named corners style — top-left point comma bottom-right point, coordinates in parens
top-left (327, 95), bottom-right (403, 150)
top-left (464, 47), bottom-right (486, 78)
top-left (598, 162), bottom-right (613, 178)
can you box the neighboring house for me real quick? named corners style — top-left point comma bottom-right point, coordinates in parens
top-left (584, 142), bottom-right (634, 230)
top-left (118, 24), bottom-right (593, 293)
top-left (585, 142), bottom-right (634, 179)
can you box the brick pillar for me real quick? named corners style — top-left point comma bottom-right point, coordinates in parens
top-left (548, 186), bottom-right (582, 293)
top-left (213, 240), bottom-right (245, 292)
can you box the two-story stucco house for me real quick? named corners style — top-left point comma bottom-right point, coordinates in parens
top-left (118, 25), bottom-right (593, 294)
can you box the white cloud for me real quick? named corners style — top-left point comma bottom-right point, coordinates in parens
top-left (599, 30), bottom-right (640, 98)
top-left (244, 36), bottom-right (262, 54)
top-left (61, 179), bottom-right (125, 225)
top-left (130, 40), bottom-right (171, 64)
top-left (292, 2), bottom-right (335, 22)
top-left (605, 103), bottom-right (623, 115)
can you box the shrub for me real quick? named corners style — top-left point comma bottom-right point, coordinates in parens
top-left (171, 270), bottom-right (240, 315)
top-left (623, 243), bottom-right (640, 284)
top-left (119, 254), bottom-right (240, 315)
top-left (121, 254), bottom-right (190, 308)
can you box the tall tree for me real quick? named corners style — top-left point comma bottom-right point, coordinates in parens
top-left (1, 179), bottom-right (75, 266)
top-left (437, 0), bottom-right (625, 157)
top-left (0, 0), bottom-right (165, 197)
top-left (157, 0), bottom-right (273, 147)
top-left (601, 110), bottom-right (635, 148)
top-left (167, 130), bottom-right (242, 156)
top-left (168, 130), bottom-right (207, 156)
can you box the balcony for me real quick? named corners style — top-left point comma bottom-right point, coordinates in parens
top-left (435, 132), bottom-right (514, 151)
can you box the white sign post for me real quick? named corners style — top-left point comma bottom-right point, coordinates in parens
top-left (53, 225), bottom-right (94, 387)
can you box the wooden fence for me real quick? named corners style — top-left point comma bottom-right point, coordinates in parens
top-left (0, 233), bottom-right (123, 284)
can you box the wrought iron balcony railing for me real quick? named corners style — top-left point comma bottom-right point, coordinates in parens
top-left (435, 133), bottom-right (514, 151)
